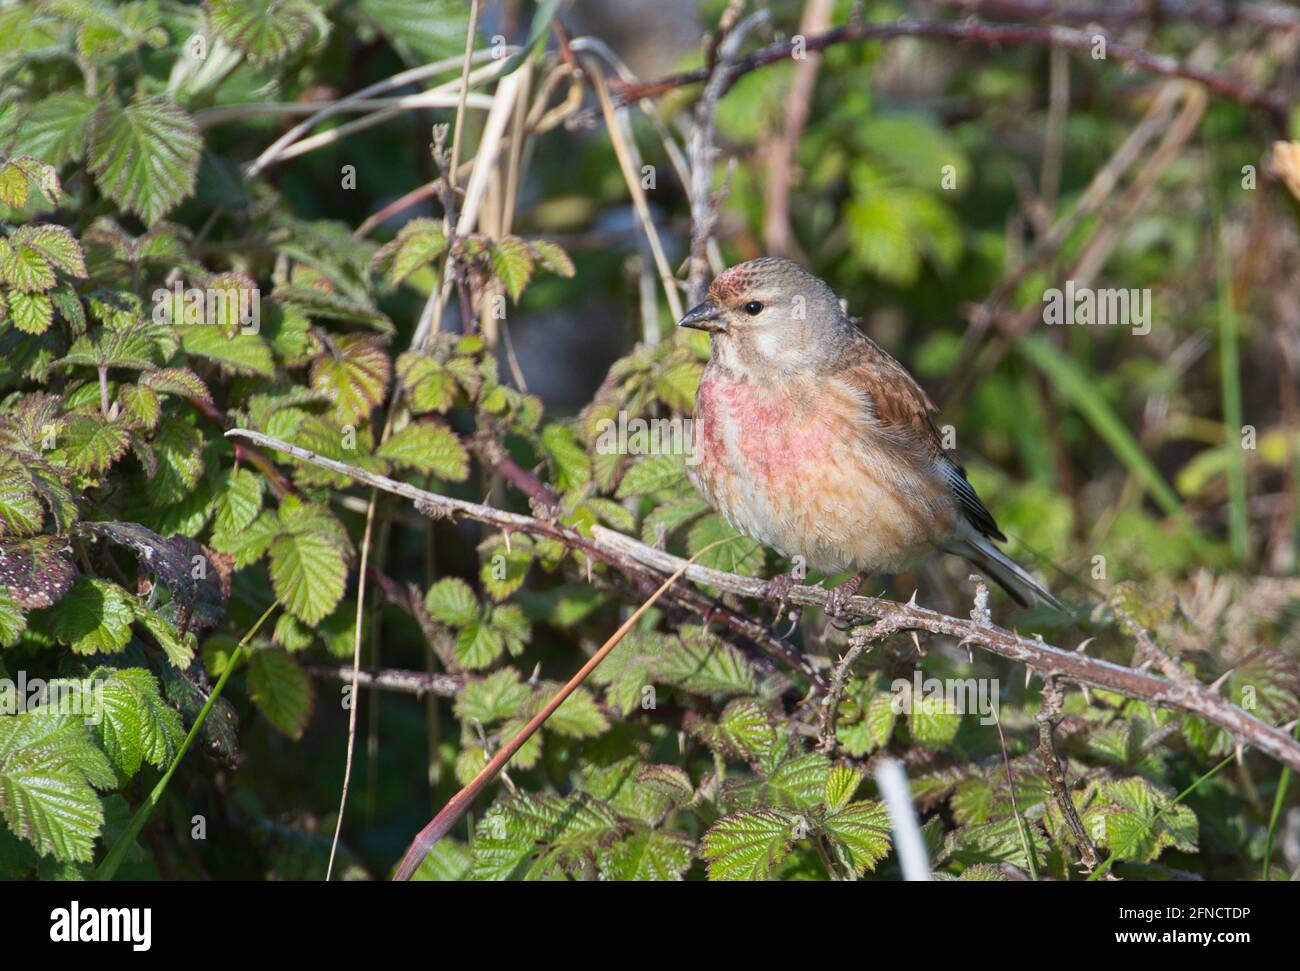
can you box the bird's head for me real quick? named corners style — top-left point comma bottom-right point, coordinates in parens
top-left (677, 257), bottom-right (852, 374)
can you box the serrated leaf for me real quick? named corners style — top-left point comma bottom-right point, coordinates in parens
top-left (488, 236), bottom-right (534, 302)
top-left (89, 95), bottom-right (201, 225)
top-left (0, 238), bottom-right (55, 292)
top-left (455, 669), bottom-right (530, 724)
top-left (454, 618), bottom-right (504, 670)
top-left (90, 667), bottom-right (184, 776)
top-left (309, 333), bottom-right (391, 424)
top-left (534, 682), bottom-right (608, 738)
top-left (687, 514), bottom-right (765, 576)
top-left (425, 577), bottom-right (478, 626)
top-left (824, 766), bottom-right (864, 814)
top-left (375, 419), bottom-right (468, 480)
top-left (656, 626), bottom-right (756, 697)
top-left (372, 218), bottom-right (447, 286)
top-left (214, 466), bottom-right (264, 533)
top-left (0, 156), bottom-right (60, 209)
top-left (179, 326), bottom-right (275, 377)
top-left (700, 810), bottom-right (795, 881)
top-left (478, 534), bottom-right (532, 602)
top-left (8, 93), bottom-right (96, 168)
top-left (617, 454), bottom-right (687, 498)
top-left (145, 418), bottom-right (204, 503)
top-left (207, 0), bottom-right (326, 67)
top-left (12, 225), bottom-right (86, 279)
top-left (528, 239), bottom-right (575, 278)
top-left (269, 527), bottom-right (348, 625)
top-left (0, 710), bottom-right (115, 862)
top-left (540, 423), bottom-right (590, 494)
top-left (599, 828), bottom-right (691, 881)
top-left (6, 291), bottom-right (53, 335)
top-left (55, 414), bottom-right (130, 476)
top-left (823, 800), bottom-right (891, 875)
top-left (0, 589), bottom-right (27, 646)
top-left (248, 649), bottom-right (313, 739)
top-left (49, 578), bottom-right (133, 656)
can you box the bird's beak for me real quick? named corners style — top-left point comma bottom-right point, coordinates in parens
top-left (676, 300), bottom-right (727, 334)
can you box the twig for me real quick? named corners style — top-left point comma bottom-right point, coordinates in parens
top-left (592, 19), bottom-right (1288, 126)
top-left (305, 662), bottom-right (465, 698)
top-left (225, 428), bottom-right (1300, 773)
top-left (1035, 675), bottom-right (1100, 871)
top-left (763, 0), bottom-right (833, 256)
top-left (817, 616), bottom-right (906, 751)
top-left (940, 0), bottom-right (1300, 31)
top-left (687, 9), bottom-right (770, 306)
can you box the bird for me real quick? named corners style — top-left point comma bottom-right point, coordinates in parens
top-left (678, 256), bottom-right (1065, 616)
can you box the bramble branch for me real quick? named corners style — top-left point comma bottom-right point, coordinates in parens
top-left (227, 427), bottom-right (1300, 774)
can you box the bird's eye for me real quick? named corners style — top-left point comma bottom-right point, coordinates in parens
top-left (743, 301), bottom-right (763, 316)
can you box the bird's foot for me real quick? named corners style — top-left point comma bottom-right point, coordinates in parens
top-left (758, 572), bottom-right (804, 636)
top-left (824, 571), bottom-right (868, 621)
top-left (758, 571), bottom-right (800, 604)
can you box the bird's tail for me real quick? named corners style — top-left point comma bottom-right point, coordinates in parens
top-left (947, 531), bottom-right (1067, 612)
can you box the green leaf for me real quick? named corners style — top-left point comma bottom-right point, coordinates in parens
top-left (8, 93), bottom-right (96, 168)
top-left (687, 514), bottom-right (765, 576)
top-left (6, 291), bottom-right (53, 335)
top-left (248, 649), bottom-right (314, 740)
top-left (454, 618), bottom-right (504, 670)
top-left (489, 236), bottom-right (535, 302)
top-left (823, 800), bottom-right (892, 875)
top-left (214, 466), bottom-right (264, 533)
top-left (425, 577), bottom-right (478, 626)
top-left (371, 218), bottom-right (447, 285)
top-left (478, 534), bottom-right (533, 602)
top-left (145, 418), bottom-right (204, 503)
top-left (0, 709), bottom-right (115, 862)
top-left (269, 526), bottom-right (348, 625)
top-left (0, 156), bottom-right (60, 209)
top-left (700, 810), bottom-right (795, 880)
top-left (206, 0), bottom-right (327, 67)
top-left (0, 237), bottom-right (55, 292)
top-left (454, 668), bottom-right (530, 724)
top-left (49, 578), bottom-right (134, 655)
top-left (354, 0), bottom-right (470, 62)
top-left (656, 626), bottom-right (757, 697)
top-left (179, 327), bottom-right (276, 377)
top-left (540, 423), bottom-right (590, 494)
top-left (375, 420), bottom-right (468, 480)
top-left (599, 828), bottom-right (692, 881)
top-left (0, 590), bottom-right (26, 646)
top-left (90, 667), bottom-right (184, 776)
top-left (617, 454), bottom-right (686, 498)
top-left (534, 683), bottom-right (608, 739)
top-left (88, 95), bottom-right (202, 225)
top-left (56, 414), bottom-right (130, 476)
top-left (309, 333), bottom-right (391, 424)
top-left (824, 766), bottom-right (864, 814)
top-left (528, 239), bottom-right (575, 279)
top-left (12, 225), bottom-right (86, 279)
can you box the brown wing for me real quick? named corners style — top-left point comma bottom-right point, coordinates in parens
top-left (835, 332), bottom-right (1007, 542)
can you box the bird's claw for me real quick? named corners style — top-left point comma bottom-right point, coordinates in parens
top-left (824, 572), bottom-right (867, 621)
top-left (758, 572), bottom-right (799, 605)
